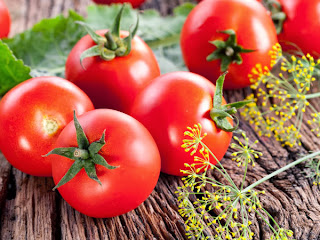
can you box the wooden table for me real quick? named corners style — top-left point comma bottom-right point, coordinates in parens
top-left (1, 0), bottom-right (320, 239)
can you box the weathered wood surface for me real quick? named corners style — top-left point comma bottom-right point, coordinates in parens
top-left (1, 0), bottom-right (320, 239)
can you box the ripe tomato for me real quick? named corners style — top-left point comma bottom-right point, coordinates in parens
top-left (130, 72), bottom-right (233, 176)
top-left (259, 0), bottom-right (320, 56)
top-left (0, 77), bottom-right (94, 176)
top-left (65, 31), bottom-right (160, 114)
top-left (49, 109), bottom-right (161, 218)
top-left (0, 0), bottom-right (10, 38)
top-left (180, 0), bottom-right (278, 89)
top-left (92, 0), bottom-right (146, 8)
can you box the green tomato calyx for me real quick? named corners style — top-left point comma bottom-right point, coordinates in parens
top-left (77, 4), bottom-right (139, 67)
top-left (260, 0), bottom-right (286, 34)
top-left (210, 72), bottom-right (252, 132)
top-left (44, 111), bottom-right (118, 190)
top-left (207, 29), bottom-right (255, 72)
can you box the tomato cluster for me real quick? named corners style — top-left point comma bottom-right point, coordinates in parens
top-left (0, 1), bottom-right (287, 218)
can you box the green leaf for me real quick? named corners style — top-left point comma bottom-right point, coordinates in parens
top-left (0, 41), bottom-right (31, 96)
top-left (225, 100), bottom-right (253, 109)
top-left (76, 21), bottom-right (105, 44)
top-left (213, 73), bottom-right (227, 108)
top-left (152, 45), bottom-right (187, 73)
top-left (43, 147), bottom-right (78, 160)
top-left (83, 161), bottom-right (102, 185)
top-left (88, 130), bottom-right (106, 154)
top-left (53, 160), bottom-right (85, 190)
top-left (3, 10), bottom-right (86, 78)
top-left (73, 111), bottom-right (90, 149)
top-left (92, 154), bottom-right (118, 170)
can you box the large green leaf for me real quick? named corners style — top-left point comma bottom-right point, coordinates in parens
top-left (0, 41), bottom-right (31, 96)
top-left (3, 11), bottom-right (86, 78)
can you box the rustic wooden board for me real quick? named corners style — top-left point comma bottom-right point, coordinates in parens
top-left (1, 0), bottom-right (320, 239)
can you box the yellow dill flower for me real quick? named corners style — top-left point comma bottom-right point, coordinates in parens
top-left (231, 132), bottom-right (262, 167)
top-left (243, 43), bottom-right (320, 147)
top-left (177, 125), bottom-right (296, 240)
top-left (182, 123), bottom-right (207, 156)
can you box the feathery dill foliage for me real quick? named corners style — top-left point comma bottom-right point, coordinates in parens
top-left (176, 124), bottom-right (293, 240)
top-left (305, 155), bottom-right (320, 186)
top-left (242, 43), bottom-right (320, 147)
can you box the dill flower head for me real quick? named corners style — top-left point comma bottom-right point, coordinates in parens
top-left (231, 131), bottom-right (262, 167)
top-left (181, 123), bottom-right (207, 156)
top-left (270, 228), bottom-right (294, 240)
top-left (242, 43), bottom-right (320, 147)
top-left (177, 124), bottom-right (293, 240)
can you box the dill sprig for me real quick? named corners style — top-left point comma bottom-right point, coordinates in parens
top-left (241, 43), bottom-right (320, 147)
top-left (176, 124), bottom-right (301, 240)
top-left (305, 155), bottom-right (320, 185)
top-left (231, 132), bottom-right (262, 167)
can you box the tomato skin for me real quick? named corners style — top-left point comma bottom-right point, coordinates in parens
top-left (92, 0), bottom-right (146, 8)
top-left (0, 0), bottom-right (10, 38)
top-left (51, 109), bottom-right (161, 218)
top-left (0, 77), bottom-right (94, 176)
top-left (274, 0), bottom-right (320, 56)
top-left (180, 0), bottom-right (278, 89)
top-left (130, 71), bottom-right (232, 176)
top-left (65, 30), bottom-right (160, 114)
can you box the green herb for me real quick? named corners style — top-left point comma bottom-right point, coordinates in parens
top-left (3, 11), bottom-right (86, 78)
top-left (242, 43), bottom-right (320, 147)
top-left (0, 40), bottom-right (31, 96)
top-left (177, 124), bottom-right (317, 239)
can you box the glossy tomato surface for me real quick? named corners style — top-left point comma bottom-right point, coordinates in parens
top-left (0, 77), bottom-right (94, 176)
top-left (130, 72), bottom-right (232, 176)
top-left (92, 0), bottom-right (146, 8)
top-left (0, 0), bottom-right (10, 38)
top-left (65, 30), bottom-right (160, 114)
top-left (180, 0), bottom-right (278, 89)
top-left (275, 0), bottom-right (320, 55)
top-left (50, 109), bottom-right (161, 218)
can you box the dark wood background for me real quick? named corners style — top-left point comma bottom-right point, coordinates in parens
top-left (1, 0), bottom-right (320, 239)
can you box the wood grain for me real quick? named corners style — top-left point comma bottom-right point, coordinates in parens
top-left (1, 0), bottom-right (320, 239)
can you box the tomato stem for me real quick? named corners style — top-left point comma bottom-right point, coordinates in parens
top-left (210, 72), bottom-right (252, 132)
top-left (74, 148), bottom-right (89, 159)
top-left (260, 0), bottom-right (286, 34)
top-left (77, 4), bottom-right (139, 66)
top-left (206, 29), bottom-right (254, 72)
top-left (44, 111), bottom-right (118, 190)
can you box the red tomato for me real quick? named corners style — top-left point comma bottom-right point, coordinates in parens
top-left (263, 0), bottom-right (320, 56)
top-left (50, 109), bottom-right (161, 218)
top-left (0, 0), bottom-right (10, 38)
top-left (0, 77), bottom-right (94, 176)
top-left (65, 30), bottom-right (160, 114)
top-left (130, 72), bottom-right (233, 176)
top-left (92, 0), bottom-right (146, 8)
top-left (180, 0), bottom-right (278, 89)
